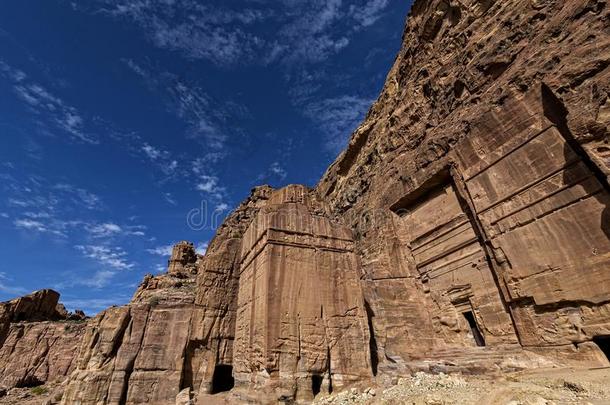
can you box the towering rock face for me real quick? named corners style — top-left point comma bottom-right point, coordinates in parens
top-left (317, 0), bottom-right (610, 373)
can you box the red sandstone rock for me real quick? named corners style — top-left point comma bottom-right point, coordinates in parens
top-left (3, 1), bottom-right (610, 403)
top-left (0, 290), bottom-right (88, 395)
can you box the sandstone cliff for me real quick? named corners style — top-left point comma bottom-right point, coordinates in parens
top-left (0, 290), bottom-right (87, 397)
top-left (315, 0), bottom-right (610, 375)
top-left (2, 0), bottom-right (610, 404)
top-left (60, 186), bottom-right (274, 404)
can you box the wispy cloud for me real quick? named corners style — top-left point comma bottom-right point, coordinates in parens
top-left (0, 271), bottom-right (27, 296)
top-left (349, 0), bottom-right (390, 27)
top-left (257, 161), bottom-right (288, 184)
top-left (163, 192), bottom-right (177, 205)
top-left (191, 158), bottom-right (228, 204)
top-left (14, 218), bottom-right (65, 236)
top-left (147, 244), bottom-right (173, 256)
top-left (75, 245), bottom-right (135, 270)
top-left (1, 175), bottom-right (149, 291)
top-left (303, 95), bottom-right (373, 153)
top-left (54, 183), bottom-right (103, 210)
top-left (141, 143), bottom-right (178, 176)
top-left (196, 241), bottom-right (208, 255)
top-left (86, 222), bottom-right (146, 239)
top-left (0, 60), bottom-right (97, 144)
top-left (123, 60), bottom-right (236, 153)
top-left (81, 0), bottom-right (391, 67)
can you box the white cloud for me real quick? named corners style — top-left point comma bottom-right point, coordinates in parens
top-left (141, 143), bottom-right (179, 175)
top-left (164, 192), bottom-right (177, 205)
top-left (75, 245), bottom-right (135, 270)
top-left (85, 0), bottom-right (391, 67)
top-left (270, 162), bottom-right (287, 180)
top-left (123, 60), bottom-right (234, 154)
top-left (54, 183), bottom-right (103, 210)
top-left (13, 218), bottom-right (67, 237)
top-left (0, 213), bottom-right (9, 218)
top-left (257, 161), bottom-right (288, 184)
top-left (349, 0), bottom-right (390, 27)
top-left (191, 158), bottom-right (228, 203)
top-left (196, 241), bottom-right (209, 255)
top-left (215, 203), bottom-right (229, 212)
top-left (147, 244), bottom-right (174, 256)
top-left (142, 143), bottom-right (162, 160)
top-left (196, 175), bottom-right (220, 193)
top-left (14, 218), bottom-right (47, 232)
top-left (23, 211), bottom-right (51, 219)
top-left (303, 95), bottom-right (373, 153)
top-left (2, 66), bottom-right (97, 144)
top-left (87, 222), bottom-right (122, 238)
top-left (86, 222), bottom-right (146, 239)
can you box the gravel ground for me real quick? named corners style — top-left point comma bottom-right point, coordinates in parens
top-left (313, 368), bottom-right (610, 405)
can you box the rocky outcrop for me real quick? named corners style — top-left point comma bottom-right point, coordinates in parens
top-left (0, 290), bottom-right (87, 394)
top-left (167, 241), bottom-right (199, 277)
top-left (61, 186), bottom-right (274, 404)
top-left (61, 268), bottom-right (199, 404)
top-left (0, 321), bottom-right (86, 390)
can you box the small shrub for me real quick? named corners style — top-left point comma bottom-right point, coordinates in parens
top-left (149, 296), bottom-right (160, 307)
top-left (31, 386), bottom-right (48, 395)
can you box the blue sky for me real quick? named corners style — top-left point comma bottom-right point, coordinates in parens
top-left (0, 0), bottom-right (412, 314)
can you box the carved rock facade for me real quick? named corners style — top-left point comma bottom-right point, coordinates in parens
top-left (317, 0), bottom-right (610, 376)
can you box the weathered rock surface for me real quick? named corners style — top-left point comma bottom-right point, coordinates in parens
top-left (4, 0), bottom-right (610, 404)
top-left (60, 186), bottom-right (274, 404)
top-left (0, 321), bottom-right (86, 390)
top-left (0, 290), bottom-right (87, 394)
top-left (233, 185), bottom-right (372, 401)
top-left (316, 0), bottom-right (610, 376)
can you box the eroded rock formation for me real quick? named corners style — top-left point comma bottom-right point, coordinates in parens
top-left (0, 290), bottom-right (87, 394)
top-left (2, 0), bottom-right (610, 403)
top-left (316, 0), bottom-right (610, 377)
top-left (60, 186), bottom-right (274, 404)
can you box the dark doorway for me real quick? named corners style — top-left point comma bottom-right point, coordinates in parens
top-left (211, 365), bottom-right (234, 394)
top-left (15, 376), bottom-right (44, 388)
top-left (311, 374), bottom-right (323, 397)
top-left (593, 336), bottom-right (610, 361)
top-left (364, 300), bottom-right (379, 376)
top-left (463, 311), bottom-right (486, 347)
